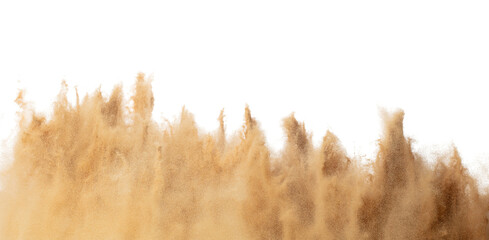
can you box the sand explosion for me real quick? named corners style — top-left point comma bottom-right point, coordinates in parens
top-left (0, 74), bottom-right (487, 239)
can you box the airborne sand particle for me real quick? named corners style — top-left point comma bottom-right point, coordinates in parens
top-left (0, 74), bottom-right (487, 239)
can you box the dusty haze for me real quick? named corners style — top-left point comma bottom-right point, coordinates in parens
top-left (0, 74), bottom-right (487, 239)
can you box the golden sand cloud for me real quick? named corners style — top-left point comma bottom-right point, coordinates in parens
top-left (0, 74), bottom-right (487, 239)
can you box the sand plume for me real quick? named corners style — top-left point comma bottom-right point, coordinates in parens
top-left (0, 74), bottom-right (487, 239)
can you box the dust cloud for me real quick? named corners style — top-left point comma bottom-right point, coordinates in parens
top-left (0, 74), bottom-right (487, 239)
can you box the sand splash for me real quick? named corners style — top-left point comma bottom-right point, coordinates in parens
top-left (0, 74), bottom-right (487, 239)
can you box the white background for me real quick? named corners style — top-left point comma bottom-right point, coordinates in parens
top-left (1, 0), bottom-right (488, 183)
